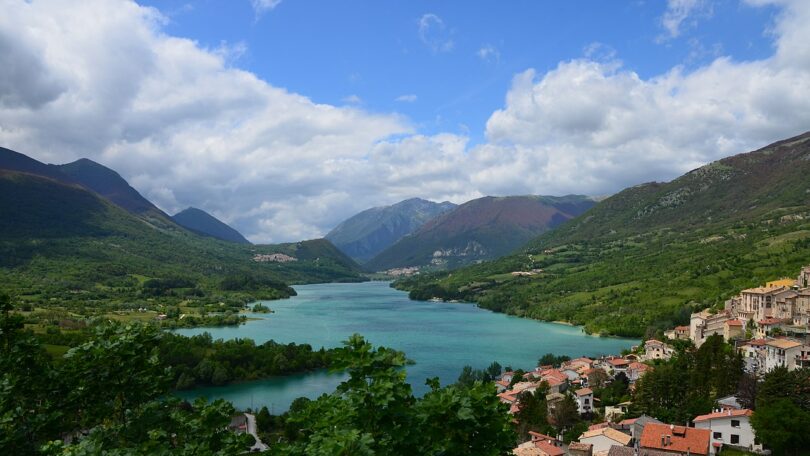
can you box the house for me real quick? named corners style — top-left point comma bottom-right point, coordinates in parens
top-left (515, 434), bottom-right (565, 456)
top-left (693, 409), bottom-right (758, 453)
top-left (574, 387), bottom-right (594, 415)
top-left (643, 339), bottom-right (674, 361)
top-left (578, 427), bottom-right (632, 454)
top-left (568, 442), bottom-right (593, 456)
top-left (723, 319), bottom-right (745, 341)
top-left (639, 423), bottom-right (710, 456)
top-left (606, 358), bottom-right (630, 374)
top-left (737, 338), bottom-right (766, 373)
top-left (605, 402), bottom-right (632, 422)
top-left (626, 362), bottom-right (650, 382)
top-left (764, 338), bottom-right (805, 371)
top-left (673, 326), bottom-right (690, 340)
top-left (546, 392), bottom-right (566, 414)
top-left (756, 317), bottom-right (785, 338)
top-left (622, 414), bottom-right (663, 442)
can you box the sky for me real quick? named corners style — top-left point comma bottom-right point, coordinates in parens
top-left (1, 0), bottom-right (809, 243)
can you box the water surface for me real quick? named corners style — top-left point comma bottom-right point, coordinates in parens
top-left (175, 281), bottom-right (637, 411)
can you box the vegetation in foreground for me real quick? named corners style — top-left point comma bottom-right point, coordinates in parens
top-left (1, 295), bottom-right (515, 455)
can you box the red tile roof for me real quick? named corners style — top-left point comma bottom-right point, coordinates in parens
top-left (608, 358), bottom-right (630, 367)
top-left (640, 423), bottom-right (710, 456)
top-left (535, 440), bottom-right (564, 456)
top-left (618, 418), bottom-right (638, 426)
top-left (725, 319), bottom-right (744, 327)
top-left (693, 409), bottom-right (753, 422)
top-left (758, 317), bottom-right (784, 325)
top-left (675, 326), bottom-right (689, 331)
top-left (589, 422), bottom-right (609, 430)
top-left (575, 387), bottom-right (593, 396)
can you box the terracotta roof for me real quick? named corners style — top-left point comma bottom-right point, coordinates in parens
top-left (746, 338), bottom-right (767, 346)
top-left (628, 362), bottom-right (650, 371)
top-left (766, 338), bottom-right (803, 349)
top-left (758, 317), bottom-right (784, 325)
top-left (576, 387), bottom-right (593, 396)
top-left (580, 427), bottom-right (633, 446)
top-left (618, 418), bottom-right (637, 426)
top-left (535, 440), bottom-right (564, 456)
top-left (513, 447), bottom-right (546, 456)
top-left (675, 325), bottom-right (689, 331)
top-left (639, 423), bottom-right (710, 456)
top-left (608, 358), bottom-right (630, 367)
top-left (725, 319), bottom-right (744, 327)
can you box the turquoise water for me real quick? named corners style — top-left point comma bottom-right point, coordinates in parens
top-left (175, 281), bottom-right (637, 411)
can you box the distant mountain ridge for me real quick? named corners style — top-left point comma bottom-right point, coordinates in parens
top-left (173, 207), bottom-right (251, 244)
top-left (326, 198), bottom-right (457, 262)
top-left (365, 195), bottom-right (596, 271)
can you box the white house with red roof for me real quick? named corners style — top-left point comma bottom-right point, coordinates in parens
top-left (642, 339), bottom-right (674, 361)
top-left (574, 387), bottom-right (594, 415)
top-left (693, 409), bottom-right (758, 453)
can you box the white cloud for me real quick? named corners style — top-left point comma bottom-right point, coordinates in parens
top-left (659, 0), bottom-right (712, 40)
top-left (1, 0), bottom-right (810, 244)
top-left (250, 0), bottom-right (282, 17)
top-left (417, 13), bottom-right (454, 53)
top-left (477, 44), bottom-right (500, 63)
top-left (395, 94), bottom-right (418, 103)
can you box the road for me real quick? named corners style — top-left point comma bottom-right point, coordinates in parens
top-left (244, 413), bottom-right (268, 452)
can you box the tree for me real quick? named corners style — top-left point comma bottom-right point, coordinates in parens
top-left (275, 334), bottom-right (515, 455)
top-left (750, 398), bottom-right (810, 455)
top-left (551, 394), bottom-right (580, 435)
top-left (515, 384), bottom-right (552, 439)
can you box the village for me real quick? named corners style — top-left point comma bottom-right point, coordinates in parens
top-left (499, 266), bottom-right (810, 456)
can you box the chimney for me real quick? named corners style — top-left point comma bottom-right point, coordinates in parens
top-left (666, 435), bottom-right (672, 446)
top-left (661, 436), bottom-right (666, 447)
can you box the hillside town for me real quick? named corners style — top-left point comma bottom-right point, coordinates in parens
top-left (500, 266), bottom-right (810, 456)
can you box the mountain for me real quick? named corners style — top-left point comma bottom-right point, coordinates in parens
top-left (365, 195), bottom-right (596, 271)
top-left (0, 147), bottom-right (364, 308)
top-left (173, 207), bottom-right (251, 244)
top-left (395, 131), bottom-right (810, 337)
top-left (58, 158), bottom-right (167, 217)
top-left (326, 198), bottom-right (456, 262)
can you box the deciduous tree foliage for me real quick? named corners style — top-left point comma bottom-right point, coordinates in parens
top-left (273, 334), bottom-right (516, 455)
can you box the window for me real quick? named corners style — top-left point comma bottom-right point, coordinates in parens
top-left (731, 434), bottom-right (740, 444)
top-left (584, 399), bottom-right (590, 405)
top-left (713, 432), bottom-right (722, 440)
top-left (731, 420), bottom-right (740, 428)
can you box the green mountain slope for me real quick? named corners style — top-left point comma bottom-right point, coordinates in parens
top-left (366, 195), bottom-right (596, 272)
top-left (172, 207), bottom-right (251, 244)
top-left (0, 148), bottom-right (364, 310)
top-left (395, 132), bottom-right (810, 336)
top-left (326, 198), bottom-right (456, 262)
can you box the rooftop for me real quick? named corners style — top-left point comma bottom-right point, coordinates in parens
top-left (639, 423), bottom-right (710, 456)
top-left (693, 408), bottom-right (752, 422)
top-left (575, 387), bottom-right (593, 396)
top-left (766, 338), bottom-right (803, 349)
top-left (579, 427), bottom-right (632, 446)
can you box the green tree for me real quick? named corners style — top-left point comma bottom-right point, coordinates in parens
top-left (750, 398), bottom-right (810, 455)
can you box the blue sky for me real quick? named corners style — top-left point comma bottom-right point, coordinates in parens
top-left (2, 0), bottom-right (809, 242)
top-left (145, 0), bottom-right (777, 143)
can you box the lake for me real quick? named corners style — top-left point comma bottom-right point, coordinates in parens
top-left (174, 281), bottom-right (637, 412)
